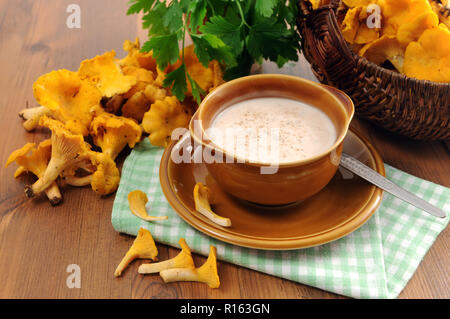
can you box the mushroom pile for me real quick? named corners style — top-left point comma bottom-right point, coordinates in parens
top-left (6, 38), bottom-right (225, 205)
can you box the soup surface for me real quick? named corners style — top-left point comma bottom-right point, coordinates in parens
top-left (209, 97), bottom-right (337, 164)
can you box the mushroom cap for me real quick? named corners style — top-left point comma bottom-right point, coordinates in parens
top-left (142, 96), bottom-right (191, 147)
top-left (121, 65), bottom-right (155, 100)
top-left (33, 69), bottom-right (102, 136)
top-left (403, 24), bottom-right (450, 82)
top-left (358, 35), bottom-right (405, 72)
top-left (89, 152), bottom-right (120, 196)
top-left (39, 116), bottom-right (90, 164)
top-left (379, 0), bottom-right (434, 36)
top-left (6, 143), bottom-right (36, 168)
top-left (127, 190), bottom-right (168, 221)
top-left (16, 139), bottom-right (52, 177)
top-left (197, 246), bottom-right (220, 288)
top-left (90, 112), bottom-right (142, 160)
top-left (78, 50), bottom-right (137, 98)
top-left (119, 38), bottom-right (157, 72)
top-left (396, 10), bottom-right (439, 46)
top-left (121, 91), bottom-right (152, 122)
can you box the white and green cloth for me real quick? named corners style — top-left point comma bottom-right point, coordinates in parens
top-left (111, 139), bottom-right (449, 299)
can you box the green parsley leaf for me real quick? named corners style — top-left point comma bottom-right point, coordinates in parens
top-left (191, 33), bottom-right (236, 68)
top-left (163, 64), bottom-right (187, 101)
top-left (200, 16), bottom-right (243, 55)
top-left (162, 1), bottom-right (183, 34)
top-left (188, 0), bottom-right (207, 32)
top-left (247, 17), bottom-right (298, 63)
top-left (254, 0), bottom-right (278, 17)
top-left (127, 0), bottom-right (155, 15)
top-left (223, 50), bottom-right (253, 80)
top-left (142, 2), bottom-right (171, 36)
top-left (187, 73), bottom-right (205, 104)
top-left (142, 33), bottom-right (179, 69)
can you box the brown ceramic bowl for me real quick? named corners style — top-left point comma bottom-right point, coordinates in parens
top-left (189, 74), bottom-right (354, 205)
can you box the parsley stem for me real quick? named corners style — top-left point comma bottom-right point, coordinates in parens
top-left (234, 0), bottom-right (250, 28)
top-left (206, 0), bottom-right (216, 16)
top-left (181, 23), bottom-right (186, 63)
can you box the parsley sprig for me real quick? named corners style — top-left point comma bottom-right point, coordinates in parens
top-left (127, 0), bottom-right (301, 103)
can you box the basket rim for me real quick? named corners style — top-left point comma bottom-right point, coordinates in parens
top-left (298, 0), bottom-right (450, 88)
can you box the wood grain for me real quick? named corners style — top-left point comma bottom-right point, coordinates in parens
top-left (0, 0), bottom-right (448, 299)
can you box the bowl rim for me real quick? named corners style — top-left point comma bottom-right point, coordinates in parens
top-left (190, 74), bottom-right (355, 168)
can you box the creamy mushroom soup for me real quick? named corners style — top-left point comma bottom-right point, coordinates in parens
top-left (209, 97), bottom-right (337, 164)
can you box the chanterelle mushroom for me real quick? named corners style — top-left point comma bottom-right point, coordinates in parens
top-left (25, 116), bottom-right (91, 198)
top-left (61, 159), bottom-right (96, 187)
top-left (60, 151), bottom-right (120, 196)
top-left (89, 152), bottom-right (121, 196)
top-left (193, 183), bottom-right (231, 227)
top-left (6, 139), bottom-right (62, 205)
top-left (138, 238), bottom-right (194, 274)
top-left (121, 91), bottom-right (151, 123)
top-left (18, 106), bottom-right (51, 131)
top-left (90, 113), bottom-right (142, 160)
top-left (32, 69), bottom-right (103, 136)
top-left (403, 23), bottom-right (450, 82)
top-left (121, 65), bottom-right (155, 99)
top-left (114, 228), bottom-right (158, 277)
top-left (78, 50), bottom-right (137, 98)
top-left (142, 83), bottom-right (167, 104)
top-left (358, 35), bottom-right (405, 73)
top-left (141, 96), bottom-right (191, 148)
top-left (159, 245), bottom-right (220, 288)
top-left (119, 38), bottom-right (157, 72)
top-left (128, 190), bottom-right (168, 221)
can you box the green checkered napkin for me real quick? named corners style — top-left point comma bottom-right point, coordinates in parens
top-left (111, 139), bottom-right (449, 299)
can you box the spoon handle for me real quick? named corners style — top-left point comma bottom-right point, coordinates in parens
top-left (340, 153), bottom-right (446, 218)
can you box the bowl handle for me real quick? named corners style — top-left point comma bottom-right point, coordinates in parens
top-left (320, 84), bottom-right (355, 120)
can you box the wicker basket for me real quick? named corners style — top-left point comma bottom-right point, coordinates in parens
top-left (297, 0), bottom-right (450, 140)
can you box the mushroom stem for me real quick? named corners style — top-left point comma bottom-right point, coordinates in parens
top-left (19, 106), bottom-right (48, 120)
top-left (104, 145), bottom-right (125, 162)
top-left (45, 182), bottom-right (62, 206)
top-left (139, 259), bottom-right (177, 274)
top-left (26, 157), bottom-right (65, 197)
top-left (139, 238), bottom-right (194, 274)
top-left (114, 253), bottom-right (137, 277)
top-left (19, 106), bottom-right (50, 131)
top-left (196, 205), bottom-right (231, 227)
top-left (64, 174), bottom-right (92, 187)
top-left (160, 268), bottom-right (199, 283)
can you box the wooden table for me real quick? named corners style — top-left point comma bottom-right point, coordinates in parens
top-left (0, 0), bottom-right (448, 299)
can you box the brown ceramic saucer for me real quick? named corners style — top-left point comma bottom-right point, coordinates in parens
top-left (160, 127), bottom-right (384, 250)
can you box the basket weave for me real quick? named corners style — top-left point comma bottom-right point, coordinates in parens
top-left (297, 0), bottom-right (450, 140)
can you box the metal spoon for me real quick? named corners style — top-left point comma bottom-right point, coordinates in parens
top-left (339, 153), bottom-right (446, 218)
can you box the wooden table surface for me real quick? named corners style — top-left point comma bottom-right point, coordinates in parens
top-left (0, 0), bottom-right (448, 299)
